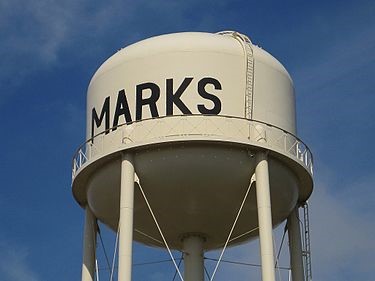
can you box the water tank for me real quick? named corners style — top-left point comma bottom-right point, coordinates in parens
top-left (72, 31), bottom-right (313, 251)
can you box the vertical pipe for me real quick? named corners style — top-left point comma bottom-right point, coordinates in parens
top-left (287, 207), bottom-right (305, 281)
top-left (255, 151), bottom-right (276, 281)
top-left (183, 236), bottom-right (204, 281)
top-left (81, 206), bottom-right (97, 281)
top-left (118, 153), bottom-right (135, 281)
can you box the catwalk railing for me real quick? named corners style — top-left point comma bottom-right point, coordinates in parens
top-left (72, 115), bottom-right (313, 179)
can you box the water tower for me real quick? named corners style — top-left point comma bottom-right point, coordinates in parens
top-left (72, 31), bottom-right (313, 281)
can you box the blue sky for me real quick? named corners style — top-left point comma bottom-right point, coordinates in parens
top-left (0, 0), bottom-right (374, 280)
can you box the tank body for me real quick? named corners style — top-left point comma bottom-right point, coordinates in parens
top-left (72, 32), bottom-right (313, 250)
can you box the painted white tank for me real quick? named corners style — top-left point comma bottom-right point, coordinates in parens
top-left (72, 31), bottom-right (313, 250)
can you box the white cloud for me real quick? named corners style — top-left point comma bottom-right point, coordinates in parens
top-left (309, 174), bottom-right (375, 281)
top-left (0, 242), bottom-right (41, 281)
top-left (0, 0), bottom-right (206, 101)
top-left (0, 0), bottom-right (126, 82)
top-left (1, 0), bottom-right (68, 63)
top-left (0, 0), bottom-right (227, 81)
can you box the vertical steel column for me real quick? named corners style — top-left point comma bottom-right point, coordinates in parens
top-left (81, 206), bottom-right (97, 281)
top-left (287, 207), bottom-right (305, 281)
top-left (255, 151), bottom-right (276, 281)
top-left (118, 153), bottom-right (135, 281)
top-left (183, 235), bottom-right (204, 281)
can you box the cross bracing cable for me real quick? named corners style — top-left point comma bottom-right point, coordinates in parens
top-left (172, 252), bottom-right (184, 281)
top-left (204, 257), bottom-right (290, 271)
top-left (97, 224), bottom-right (112, 272)
top-left (204, 265), bottom-right (211, 280)
top-left (274, 223), bottom-right (288, 281)
top-left (134, 258), bottom-right (182, 267)
top-left (109, 226), bottom-right (119, 281)
top-left (95, 259), bottom-right (100, 281)
top-left (98, 257), bottom-right (183, 271)
top-left (209, 176), bottom-right (255, 281)
top-left (275, 223), bottom-right (288, 267)
top-left (274, 233), bottom-right (283, 281)
top-left (134, 228), bottom-right (163, 245)
top-left (135, 174), bottom-right (184, 281)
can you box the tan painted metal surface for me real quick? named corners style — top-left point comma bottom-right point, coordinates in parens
top-left (72, 31), bottom-right (313, 251)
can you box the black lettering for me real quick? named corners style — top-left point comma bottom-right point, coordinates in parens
top-left (197, 77), bottom-right (222, 114)
top-left (91, 96), bottom-right (110, 140)
top-left (166, 78), bottom-right (193, 115)
top-left (136, 82), bottom-right (160, 120)
top-left (112, 89), bottom-right (132, 131)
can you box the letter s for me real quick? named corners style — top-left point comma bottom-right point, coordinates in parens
top-left (197, 77), bottom-right (222, 115)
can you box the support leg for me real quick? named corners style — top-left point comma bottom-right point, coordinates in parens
top-left (287, 207), bottom-right (305, 281)
top-left (81, 206), bottom-right (97, 281)
top-left (118, 153), bottom-right (135, 281)
top-left (183, 235), bottom-right (204, 281)
top-left (255, 151), bottom-right (276, 281)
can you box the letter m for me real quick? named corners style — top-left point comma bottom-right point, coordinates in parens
top-left (91, 96), bottom-right (110, 141)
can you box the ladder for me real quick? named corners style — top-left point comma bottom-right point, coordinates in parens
top-left (217, 31), bottom-right (254, 119)
top-left (302, 202), bottom-right (312, 281)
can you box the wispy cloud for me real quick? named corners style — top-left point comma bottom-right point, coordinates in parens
top-left (0, 0), bottom-right (125, 83)
top-left (0, 241), bottom-right (41, 281)
top-left (294, 27), bottom-right (375, 95)
top-left (1, 0), bottom-right (70, 66)
top-left (0, 0), bottom-right (130, 105)
top-left (0, 0), bottom-right (214, 106)
top-left (310, 173), bottom-right (375, 281)
top-left (0, 0), bottom-right (195, 80)
top-left (0, 0), bottom-right (236, 81)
